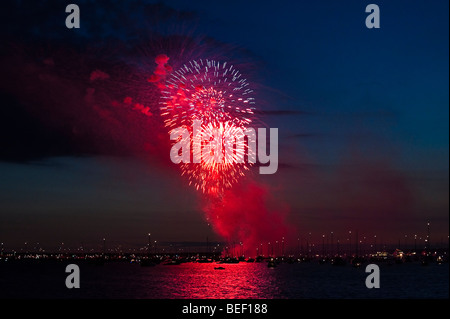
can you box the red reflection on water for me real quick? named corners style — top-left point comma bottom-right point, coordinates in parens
top-left (140, 262), bottom-right (281, 299)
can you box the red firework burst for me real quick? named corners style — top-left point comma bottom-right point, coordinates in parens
top-left (157, 58), bottom-right (257, 194)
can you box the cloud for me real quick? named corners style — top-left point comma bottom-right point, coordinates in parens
top-left (0, 2), bottom-right (222, 164)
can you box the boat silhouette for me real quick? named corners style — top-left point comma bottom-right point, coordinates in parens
top-left (268, 258), bottom-right (276, 268)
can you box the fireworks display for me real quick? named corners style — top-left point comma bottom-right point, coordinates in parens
top-left (156, 57), bottom-right (257, 194)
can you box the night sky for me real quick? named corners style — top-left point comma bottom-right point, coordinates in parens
top-left (0, 0), bottom-right (448, 251)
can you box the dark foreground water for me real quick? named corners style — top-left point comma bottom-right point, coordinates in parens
top-left (0, 261), bottom-right (448, 299)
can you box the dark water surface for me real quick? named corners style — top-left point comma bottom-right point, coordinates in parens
top-left (0, 261), bottom-right (448, 299)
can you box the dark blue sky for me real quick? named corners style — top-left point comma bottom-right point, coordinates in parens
top-left (0, 0), bottom-right (448, 250)
top-left (164, 0), bottom-right (449, 170)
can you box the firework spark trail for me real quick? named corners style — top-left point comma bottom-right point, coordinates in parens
top-left (149, 55), bottom-right (257, 194)
top-left (177, 121), bottom-right (250, 194)
top-left (159, 58), bottom-right (255, 130)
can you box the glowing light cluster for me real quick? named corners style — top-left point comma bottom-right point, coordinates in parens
top-left (181, 120), bottom-right (251, 194)
top-left (159, 59), bottom-right (256, 194)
